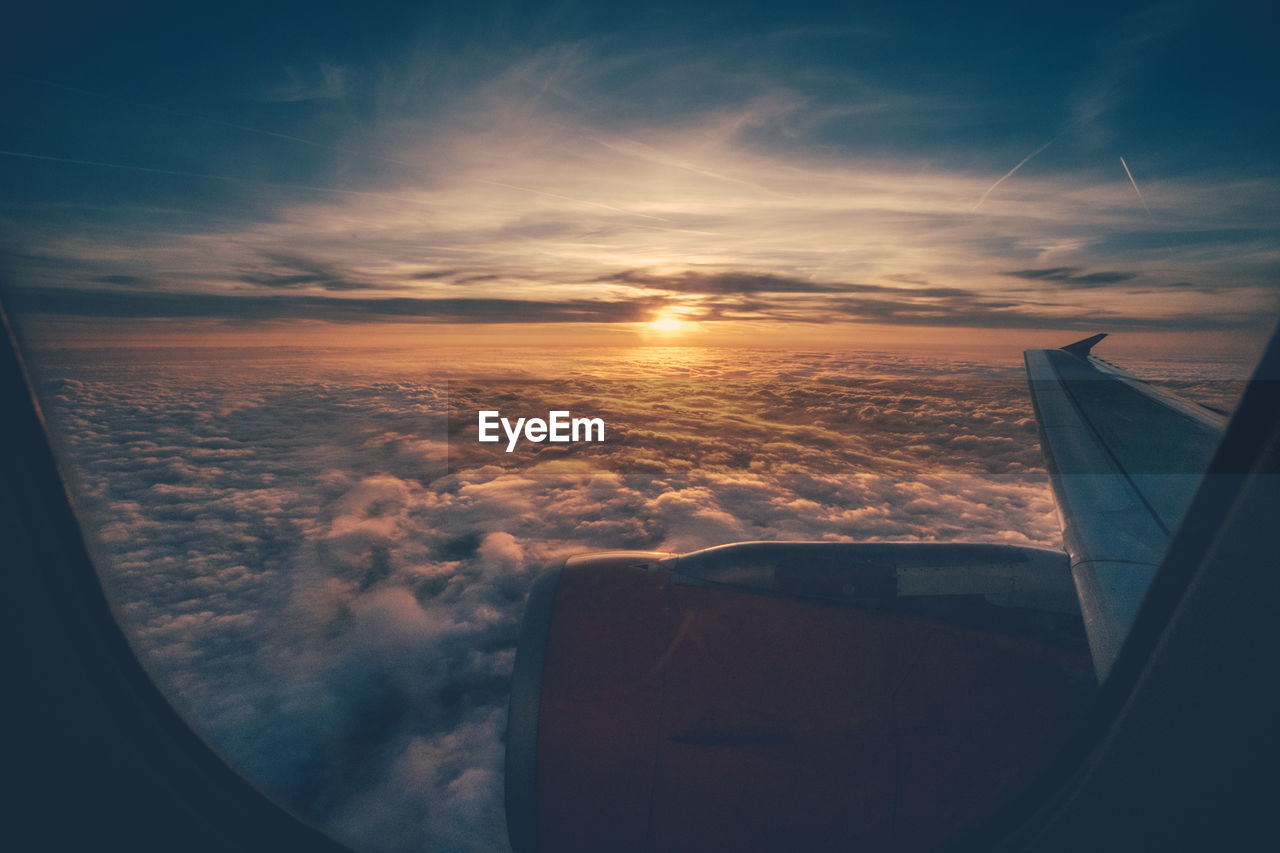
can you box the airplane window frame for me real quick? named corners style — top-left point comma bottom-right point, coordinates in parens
top-left (0, 300), bottom-right (351, 852)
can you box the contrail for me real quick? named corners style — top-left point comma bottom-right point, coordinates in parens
top-left (972, 138), bottom-right (1056, 211)
top-left (0, 149), bottom-right (431, 202)
top-left (591, 137), bottom-right (768, 192)
top-left (1119, 156), bottom-right (1150, 215)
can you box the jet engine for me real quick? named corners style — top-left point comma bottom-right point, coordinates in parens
top-left (506, 542), bottom-right (1095, 853)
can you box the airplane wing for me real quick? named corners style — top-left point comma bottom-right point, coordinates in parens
top-left (1024, 333), bottom-right (1226, 680)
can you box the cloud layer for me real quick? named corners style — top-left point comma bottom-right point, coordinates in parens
top-left (26, 344), bottom-right (1060, 850)
top-left (32, 343), bottom-right (1248, 849)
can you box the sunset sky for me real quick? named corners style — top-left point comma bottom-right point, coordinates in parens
top-left (2, 0), bottom-right (1276, 352)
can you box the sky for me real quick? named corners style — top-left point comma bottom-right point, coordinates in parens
top-left (2, 0), bottom-right (1277, 353)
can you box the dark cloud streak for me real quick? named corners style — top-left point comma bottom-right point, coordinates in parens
top-left (10, 277), bottom-right (1264, 332)
top-left (603, 269), bottom-right (984, 300)
top-left (9, 287), bottom-right (664, 324)
top-left (1002, 267), bottom-right (1139, 287)
top-left (603, 269), bottom-right (873, 294)
top-left (238, 253), bottom-right (379, 292)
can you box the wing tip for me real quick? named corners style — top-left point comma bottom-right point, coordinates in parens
top-left (1061, 332), bottom-right (1107, 358)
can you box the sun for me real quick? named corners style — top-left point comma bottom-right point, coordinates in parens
top-left (648, 309), bottom-right (693, 335)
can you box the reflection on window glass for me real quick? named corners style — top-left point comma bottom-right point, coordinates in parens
top-left (3, 1), bottom-right (1276, 850)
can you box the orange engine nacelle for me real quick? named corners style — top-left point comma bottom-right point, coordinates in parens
top-left (506, 545), bottom-right (1095, 853)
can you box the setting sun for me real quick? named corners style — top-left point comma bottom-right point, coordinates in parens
top-left (648, 309), bottom-right (694, 335)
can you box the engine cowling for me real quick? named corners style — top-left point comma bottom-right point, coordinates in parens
top-left (506, 543), bottom-right (1094, 853)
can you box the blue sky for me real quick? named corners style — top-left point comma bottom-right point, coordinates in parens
top-left (2, 0), bottom-right (1277, 346)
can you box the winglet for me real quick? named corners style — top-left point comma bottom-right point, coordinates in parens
top-left (1061, 333), bottom-right (1107, 358)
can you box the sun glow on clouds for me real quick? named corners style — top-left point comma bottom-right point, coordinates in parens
top-left (647, 307), bottom-right (697, 336)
